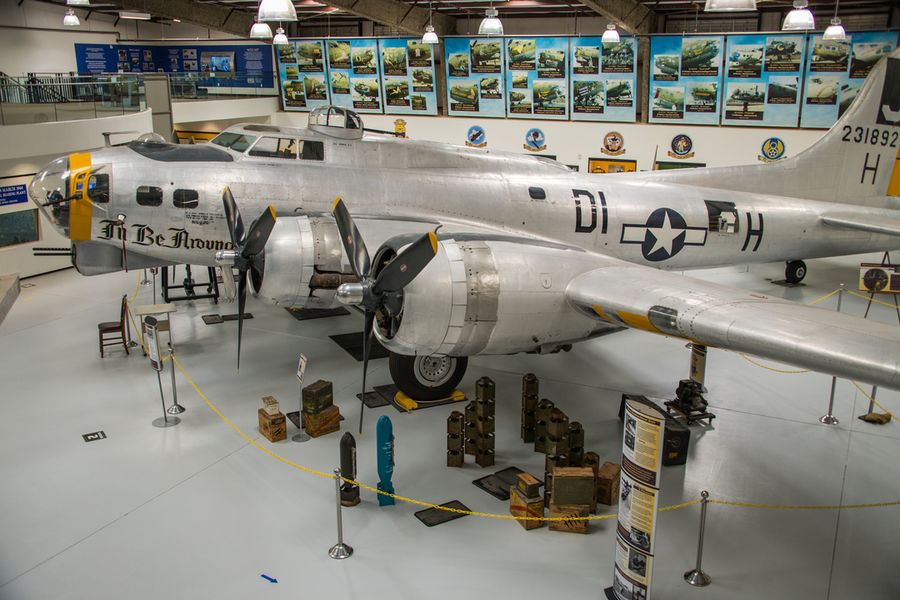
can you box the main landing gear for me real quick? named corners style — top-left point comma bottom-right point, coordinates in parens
top-left (389, 353), bottom-right (468, 401)
top-left (784, 260), bottom-right (807, 285)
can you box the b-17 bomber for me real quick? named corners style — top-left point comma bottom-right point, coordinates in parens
top-left (29, 51), bottom-right (900, 426)
top-left (508, 39), bottom-right (536, 64)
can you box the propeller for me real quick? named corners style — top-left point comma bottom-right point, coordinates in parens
top-left (215, 186), bottom-right (277, 370)
top-left (331, 197), bottom-right (440, 433)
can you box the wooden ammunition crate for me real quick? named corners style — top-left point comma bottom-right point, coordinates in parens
top-left (552, 467), bottom-right (597, 513)
top-left (475, 449), bottom-right (495, 468)
top-left (597, 462), bottom-right (621, 506)
top-left (303, 404), bottom-right (340, 438)
top-left (302, 379), bottom-right (334, 414)
top-left (258, 408), bottom-right (287, 443)
top-left (509, 486), bottom-right (544, 530)
top-left (548, 503), bottom-right (590, 534)
top-left (516, 472), bottom-right (542, 498)
top-left (447, 449), bottom-right (464, 468)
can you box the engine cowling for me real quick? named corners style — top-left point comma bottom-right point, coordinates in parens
top-left (373, 238), bottom-right (612, 356)
top-left (250, 215), bottom-right (355, 309)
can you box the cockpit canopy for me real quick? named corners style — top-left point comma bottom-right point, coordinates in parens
top-left (308, 105), bottom-right (363, 140)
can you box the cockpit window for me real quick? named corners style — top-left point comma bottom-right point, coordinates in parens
top-left (249, 136), bottom-right (298, 159)
top-left (173, 189), bottom-right (199, 209)
top-left (88, 173), bottom-right (110, 203)
top-left (300, 140), bottom-right (324, 161)
top-left (210, 132), bottom-right (257, 152)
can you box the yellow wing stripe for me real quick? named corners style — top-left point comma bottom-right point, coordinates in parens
top-left (617, 310), bottom-right (659, 333)
top-left (888, 146), bottom-right (900, 197)
top-left (592, 304), bottom-right (612, 322)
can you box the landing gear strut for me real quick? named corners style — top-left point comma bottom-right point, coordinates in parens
top-left (784, 260), bottom-right (807, 284)
top-left (389, 352), bottom-right (468, 401)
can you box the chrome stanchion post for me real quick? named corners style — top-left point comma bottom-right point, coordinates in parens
top-left (684, 490), bottom-right (712, 587)
top-left (820, 285), bottom-right (844, 425)
top-left (166, 347), bottom-right (185, 415)
top-left (141, 268), bottom-right (151, 286)
top-left (328, 468), bottom-right (353, 560)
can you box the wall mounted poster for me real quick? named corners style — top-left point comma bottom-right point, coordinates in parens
top-left (445, 37), bottom-right (506, 117)
top-left (505, 37), bottom-right (568, 120)
top-left (379, 38), bottom-right (438, 115)
top-left (721, 34), bottom-right (806, 127)
top-left (649, 35), bottom-right (724, 125)
top-left (326, 38), bottom-right (384, 114)
top-left (800, 31), bottom-right (898, 128)
top-left (276, 40), bottom-right (330, 111)
top-left (569, 36), bottom-right (637, 122)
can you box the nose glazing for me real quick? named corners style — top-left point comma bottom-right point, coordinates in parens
top-left (29, 156), bottom-right (72, 237)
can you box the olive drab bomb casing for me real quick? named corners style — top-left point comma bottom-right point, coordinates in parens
top-left (340, 432), bottom-right (360, 506)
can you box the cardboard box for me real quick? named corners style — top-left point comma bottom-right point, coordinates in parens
top-left (510, 486), bottom-right (544, 530)
top-left (597, 462), bottom-right (621, 506)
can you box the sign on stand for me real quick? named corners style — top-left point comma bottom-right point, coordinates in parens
top-left (608, 398), bottom-right (666, 600)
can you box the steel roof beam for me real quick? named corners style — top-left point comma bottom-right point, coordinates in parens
top-left (578, 0), bottom-right (657, 33)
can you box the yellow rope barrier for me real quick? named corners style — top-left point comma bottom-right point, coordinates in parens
top-left (847, 289), bottom-right (900, 310)
top-left (806, 288), bottom-right (841, 306)
top-left (165, 353), bottom-right (900, 520)
top-left (737, 354), bottom-right (811, 374)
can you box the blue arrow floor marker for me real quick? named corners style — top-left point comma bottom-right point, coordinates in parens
top-left (260, 574), bottom-right (278, 583)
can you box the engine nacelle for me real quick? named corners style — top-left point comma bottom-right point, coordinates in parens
top-left (374, 238), bottom-right (611, 356)
top-left (250, 216), bottom-right (353, 309)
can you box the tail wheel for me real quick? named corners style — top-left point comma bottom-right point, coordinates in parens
top-left (785, 260), bottom-right (807, 284)
top-left (389, 353), bottom-right (468, 401)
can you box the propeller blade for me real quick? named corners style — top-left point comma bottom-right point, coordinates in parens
top-left (359, 310), bottom-right (375, 434)
top-left (222, 187), bottom-right (245, 248)
top-left (332, 197), bottom-right (371, 278)
top-left (242, 205), bottom-right (277, 258)
top-left (236, 270), bottom-right (247, 371)
top-left (373, 231), bottom-right (439, 294)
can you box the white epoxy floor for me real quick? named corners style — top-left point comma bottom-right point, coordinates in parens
top-left (1, 256), bottom-right (899, 600)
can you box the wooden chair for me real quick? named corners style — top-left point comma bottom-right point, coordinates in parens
top-left (99, 294), bottom-right (130, 358)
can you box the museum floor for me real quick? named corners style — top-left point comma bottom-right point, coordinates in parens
top-left (1, 254), bottom-right (899, 600)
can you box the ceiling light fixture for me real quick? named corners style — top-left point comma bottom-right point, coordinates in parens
top-left (601, 22), bottom-right (620, 43)
top-left (250, 20), bottom-right (273, 39)
top-left (118, 11), bottom-right (152, 20)
top-left (66, 0), bottom-right (90, 7)
top-left (422, 1), bottom-right (438, 44)
top-left (478, 5), bottom-right (503, 36)
top-left (782, 0), bottom-right (815, 30)
top-left (822, 0), bottom-right (846, 40)
top-left (258, 0), bottom-right (297, 22)
top-left (703, 0), bottom-right (755, 11)
top-left (272, 26), bottom-right (289, 44)
top-left (63, 8), bottom-right (80, 25)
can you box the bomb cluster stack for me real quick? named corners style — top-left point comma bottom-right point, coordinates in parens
top-left (521, 373), bottom-right (539, 443)
top-left (447, 411), bottom-right (465, 467)
top-left (448, 376), bottom-right (496, 467)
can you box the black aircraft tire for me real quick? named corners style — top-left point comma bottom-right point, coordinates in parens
top-left (389, 353), bottom-right (468, 401)
top-left (785, 260), bottom-right (807, 284)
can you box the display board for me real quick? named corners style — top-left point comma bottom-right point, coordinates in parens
top-left (610, 398), bottom-right (666, 600)
top-left (445, 37), bottom-right (506, 117)
top-left (721, 34), bottom-right (807, 127)
top-left (649, 35), bottom-right (724, 125)
top-left (325, 38), bottom-right (384, 114)
top-left (276, 40), bottom-right (330, 111)
top-left (379, 38), bottom-right (439, 115)
top-left (504, 37), bottom-right (568, 120)
top-left (569, 36), bottom-right (637, 122)
top-left (800, 31), bottom-right (898, 128)
top-left (74, 43), bottom-right (274, 87)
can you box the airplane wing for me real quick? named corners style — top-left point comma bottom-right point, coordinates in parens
top-left (822, 213), bottom-right (900, 238)
top-left (566, 260), bottom-right (900, 389)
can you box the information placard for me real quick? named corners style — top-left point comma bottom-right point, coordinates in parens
top-left (276, 40), bottom-right (330, 112)
top-left (445, 37), bottom-right (506, 117)
top-left (569, 36), bottom-right (637, 122)
top-left (611, 397), bottom-right (665, 600)
top-left (649, 35), bottom-right (724, 125)
top-left (800, 31), bottom-right (898, 128)
top-left (505, 36), bottom-right (568, 120)
top-left (721, 34), bottom-right (806, 127)
top-left (379, 38), bottom-right (438, 115)
top-left (326, 38), bottom-right (384, 114)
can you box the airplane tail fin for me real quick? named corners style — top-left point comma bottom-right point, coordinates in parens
top-left (642, 47), bottom-right (900, 206)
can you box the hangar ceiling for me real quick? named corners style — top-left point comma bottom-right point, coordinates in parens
top-left (38, 0), bottom-right (898, 37)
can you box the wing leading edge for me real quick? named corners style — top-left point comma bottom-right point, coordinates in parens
top-left (566, 264), bottom-right (900, 390)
